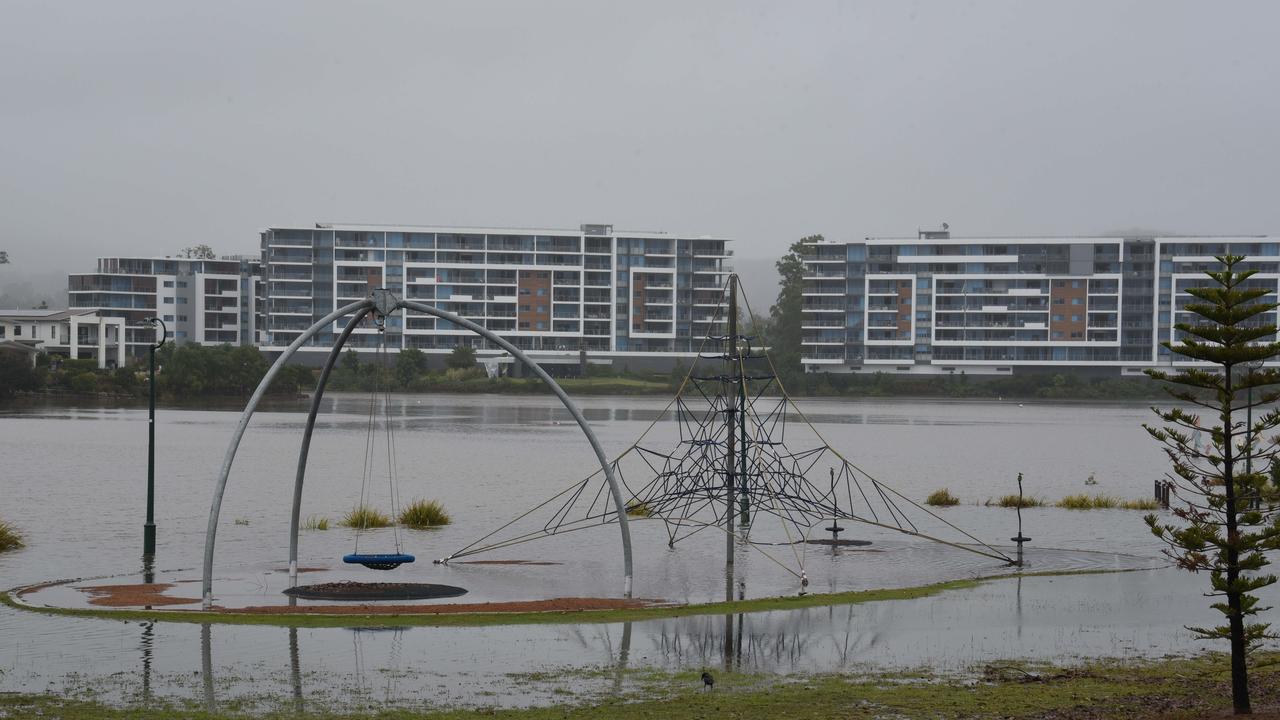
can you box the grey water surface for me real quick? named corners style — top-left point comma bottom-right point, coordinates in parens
top-left (0, 395), bottom-right (1263, 710)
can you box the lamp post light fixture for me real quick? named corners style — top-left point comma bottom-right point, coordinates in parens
top-left (144, 317), bottom-right (168, 557)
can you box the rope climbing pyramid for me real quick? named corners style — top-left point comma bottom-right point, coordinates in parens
top-left (443, 275), bottom-right (1012, 581)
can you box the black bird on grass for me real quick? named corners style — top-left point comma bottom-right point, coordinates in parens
top-left (701, 670), bottom-right (714, 691)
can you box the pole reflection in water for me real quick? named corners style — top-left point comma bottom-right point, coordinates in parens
top-left (139, 621), bottom-right (154, 703)
top-left (1016, 574), bottom-right (1024, 640)
top-left (142, 553), bottom-right (155, 586)
top-left (612, 622), bottom-right (633, 695)
top-left (201, 623), bottom-right (214, 710)
top-left (723, 570), bottom-right (734, 670)
top-left (289, 627), bottom-right (303, 712)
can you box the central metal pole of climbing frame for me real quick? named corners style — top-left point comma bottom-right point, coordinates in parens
top-left (725, 275), bottom-right (738, 568)
top-left (737, 285), bottom-right (749, 527)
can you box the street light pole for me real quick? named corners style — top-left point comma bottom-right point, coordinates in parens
top-left (144, 317), bottom-right (168, 556)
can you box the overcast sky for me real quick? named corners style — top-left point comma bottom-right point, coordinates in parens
top-left (2, 0), bottom-right (1279, 299)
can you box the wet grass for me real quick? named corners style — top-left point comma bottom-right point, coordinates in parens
top-left (340, 505), bottom-right (391, 529)
top-left (0, 518), bottom-right (24, 552)
top-left (301, 515), bottom-right (329, 531)
top-left (986, 494), bottom-right (1044, 508)
top-left (925, 488), bottom-right (960, 506)
top-left (626, 499), bottom-right (655, 517)
top-left (2, 568), bottom-right (1135, 630)
top-left (1057, 494), bottom-right (1157, 510)
top-left (398, 498), bottom-right (451, 528)
top-left (2, 651), bottom-right (1275, 719)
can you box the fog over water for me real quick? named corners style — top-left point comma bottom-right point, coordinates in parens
top-left (3, 1), bottom-right (1279, 301)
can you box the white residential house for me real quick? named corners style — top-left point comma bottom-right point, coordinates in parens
top-left (0, 309), bottom-right (127, 369)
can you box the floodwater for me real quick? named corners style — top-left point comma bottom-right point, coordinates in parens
top-left (0, 394), bottom-right (1269, 710)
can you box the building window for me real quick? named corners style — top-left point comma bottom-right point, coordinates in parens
top-left (1071, 298), bottom-right (1083, 305)
top-left (536, 288), bottom-right (547, 296)
top-left (13, 326), bottom-right (20, 336)
top-left (178, 315), bottom-right (188, 322)
top-left (1071, 314), bottom-right (1082, 322)
top-left (1052, 314), bottom-right (1064, 321)
top-left (163, 297), bottom-right (174, 304)
top-left (163, 315), bottom-right (174, 322)
top-left (535, 321), bottom-right (547, 330)
top-left (536, 305), bottom-right (547, 313)
top-left (0, 326), bottom-right (5, 338)
top-left (177, 281), bottom-right (188, 288)
top-left (518, 304), bottom-right (531, 312)
top-left (163, 280), bottom-right (174, 288)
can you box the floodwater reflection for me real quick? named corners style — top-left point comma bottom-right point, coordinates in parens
top-left (0, 397), bottom-right (1259, 710)
top-left (21, 567), bottom-right (1233, 712)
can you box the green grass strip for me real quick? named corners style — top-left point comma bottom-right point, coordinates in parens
top-left (0, 651), bottom-right (1269, 719)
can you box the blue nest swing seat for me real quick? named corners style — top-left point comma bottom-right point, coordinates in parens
top-left (344, 552), bottom-right (416, 570)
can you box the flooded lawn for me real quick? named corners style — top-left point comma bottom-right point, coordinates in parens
top-left (0, 395), bottom-right (1265, 710)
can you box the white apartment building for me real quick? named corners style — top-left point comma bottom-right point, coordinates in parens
top-left (802, 229), bottom-right (1280, 375)
top-left (260, 223), bottom-right (732, 366)
top-left (68, 257), bottom-right (262, 358)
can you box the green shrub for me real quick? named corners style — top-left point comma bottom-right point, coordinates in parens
top-left (69, 371), bottom-right (99, 394)
top-left (0, 519), bottom-right (25, 552)
top-left (925, 489), bottom-right (960, 507)
top-left (1120, 498), bottom-right (1160, 511)
top-left (342, 505), bottom-right (391, 529)
top-left (302, 515), bottom-right (329, 530)
top-left (398, 499), bottom-right (451, 528)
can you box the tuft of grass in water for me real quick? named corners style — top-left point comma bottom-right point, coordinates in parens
top-left (341, 505), bottom-right (391, 529)
top-left (1058, 494), bottom-right (1116, 509)
top-left (398, 499), bottom-right (451, 528)
top-left (1057, 494), bottom-right (1154, 510)
top-left (626, 499), bottom-right (655, 517)
top-left (302, 515), bottom-right (329, 531)
top-left (925, 489), bottom-right (960, 507)
top-left (0, 519), bottom-right (24, 552)
top-left (233, 518), bottom-right (250, 526)
top-left (988, 494), bottom-right (1043, 508)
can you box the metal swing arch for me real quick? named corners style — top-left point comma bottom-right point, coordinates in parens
top-left (201, 289), bottom-right (634, 609)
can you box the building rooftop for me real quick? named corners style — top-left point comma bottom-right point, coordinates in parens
top-left (265, 222), bottom-right (729, 242)
top-left (0, 309), bottom-right (98, 322)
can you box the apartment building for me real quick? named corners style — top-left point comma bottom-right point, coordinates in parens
top-left (68, 257), bottom-right (262, 358)
top-left (801, 229), bottom-right (1280, 375)
top-left (259, 223), bottom-right (732, 364)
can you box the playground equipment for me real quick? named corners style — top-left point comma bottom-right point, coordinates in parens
top-left (200, 289), bottom-right (633, 609)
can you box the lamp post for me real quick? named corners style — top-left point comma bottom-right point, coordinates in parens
top-left (144, 317), bottom-right (168, 557)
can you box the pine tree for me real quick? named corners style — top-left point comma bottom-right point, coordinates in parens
top-left (1144, 255), bottom-right (1280, 714)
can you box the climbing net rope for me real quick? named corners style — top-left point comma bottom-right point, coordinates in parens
top-left (445, 277), bottom-right (1012, 577)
